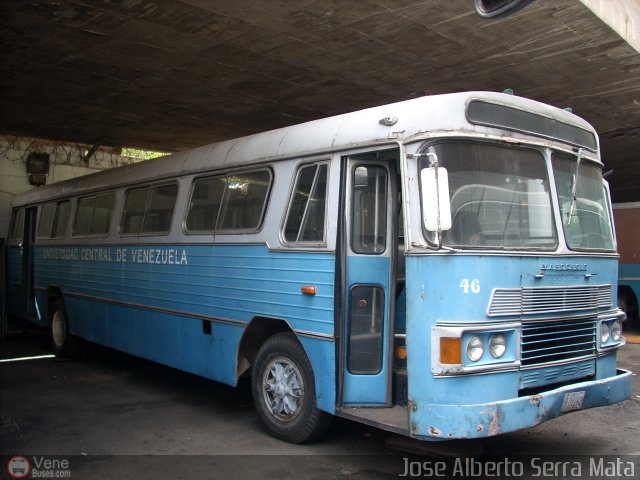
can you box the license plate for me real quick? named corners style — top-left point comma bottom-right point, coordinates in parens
top-left (562, 391), bottom-right (585, 412)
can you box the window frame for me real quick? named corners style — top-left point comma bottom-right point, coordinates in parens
top-left (119, 181), bottom-right (179, 237)
top-left (281, 161), bottom-right (329, 246)
top-left (183, 167), bottom-right (273, 235)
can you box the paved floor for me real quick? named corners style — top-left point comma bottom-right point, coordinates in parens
top-left (1, 325), bottom-right (639, 479)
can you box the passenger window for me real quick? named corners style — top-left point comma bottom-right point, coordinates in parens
top-left (10, 208), bottom-right (24, 240)
top-left (38, 201), bottom-right (71, 239)
top-left (121, 183), bottom-right (177, 235)
top-left (53, 201), bottom-right (71, 238)
top-left (186, 177), bottom-right (225, 231)
top-left (73, 193), bottom-right (115, 236)
top-left (186, 170), bottom-right (271, 232)
top-left (284, 163), bottom-right (328, 243)
top-left (38, 203), bottom-right (57, 238)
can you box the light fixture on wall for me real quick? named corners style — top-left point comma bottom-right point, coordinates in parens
top-left (26, 152), bottom-right (50, 186)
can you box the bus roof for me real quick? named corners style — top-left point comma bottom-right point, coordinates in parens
top-left (12, 91), bottom-right (596, 207)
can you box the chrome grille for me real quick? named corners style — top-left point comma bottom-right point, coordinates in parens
top-left (488, 285), bottom-right (612, 316)
top-left (521, 318), bottom-right (596, 366)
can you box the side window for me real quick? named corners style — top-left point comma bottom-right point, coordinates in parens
top-left (53, 201), bottom-right (71, 238)
top-left (283, 163), bottom-right (328, 243)
top-left (9, 208), bottom-right (24, 241)
top-left (121, 183), bottom-right (178, 235)
top-left (73, 192), bottom-right (115, 236)
top-left (37, 203), bottom-right (57, 238)
top-left (185, 170), bottom-right (271, 233)
top-left (218, 171), bottom-right (271, 230)
top-left (37, 201), bottom-right (71, 239)
top-left (185, 177), bottom-right (225, 231)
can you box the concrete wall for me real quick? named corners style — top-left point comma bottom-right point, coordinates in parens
top-left (0, 136), bottom-right (143, 237)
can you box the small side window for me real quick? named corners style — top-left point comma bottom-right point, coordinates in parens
top-left (9, 208), bottom-right (24, 241)
top-left (52, 201), bottom-right (71, 238)
top-left (121, 183), bottom-right (178, 235)
top-left (283, 163), bottom-right (328, 243)
top-left (38, 201), bottom-right (70, 239)
top-left (185, 177), bottom-right (225, 232)
top-left (217, 171), bottom-right (271, 231)
top-left (73, 193), bottom-right (115, 236)
top-left (38, 203), bottom-right (57, 239)
top-left (185, 170), bottom-right (272, 233)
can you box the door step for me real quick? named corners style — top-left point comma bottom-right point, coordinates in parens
top-left (335, 405), bottom-right (409, 435)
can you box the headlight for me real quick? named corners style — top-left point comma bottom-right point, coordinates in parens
top-left (611, 320), bottom-right (622, 342)
top-left (466, 336), bottom-right (484, 362)
top-left (600, 322), bottom-right (610, 344)
top-left (489, 334), bottom-right (507, 359)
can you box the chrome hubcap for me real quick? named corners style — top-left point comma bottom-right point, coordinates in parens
top-left (52, 311), bottom-right (65, 348)
top-left (262, 357), bottom-right (304, 422)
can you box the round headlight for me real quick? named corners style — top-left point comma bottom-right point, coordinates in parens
top-left (467, 336), bottom-right (484, 362)
top-left (611, 320), bottom-right (622, 342)
top-left (489, 334), bottom-right (507, 359)
top-left (600, 322), bottom-right (610, 344)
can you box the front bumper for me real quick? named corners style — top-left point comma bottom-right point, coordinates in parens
top-left (411, 369), bottom-right (632, 440)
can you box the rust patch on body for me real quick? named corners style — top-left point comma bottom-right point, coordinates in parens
top-left (488, 409), bottom-right (501, 436)
top-left (429, 426), bottom-right (442, 436)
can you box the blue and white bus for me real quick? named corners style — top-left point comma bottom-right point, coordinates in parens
top-left (4, 91), bottom-right (631, 443)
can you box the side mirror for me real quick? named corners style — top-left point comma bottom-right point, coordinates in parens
top-left (421, 167), bottom-right (452, 233)
top-left (474, 0), bottom-right (534, 19)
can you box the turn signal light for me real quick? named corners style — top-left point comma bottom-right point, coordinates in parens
top-left (440, 337), bottom-right (462, 365)
top-left (301, 285), bottom-right (317, 295)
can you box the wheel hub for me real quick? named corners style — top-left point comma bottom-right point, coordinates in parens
top-left (262, 357), bottom-right (304, 422)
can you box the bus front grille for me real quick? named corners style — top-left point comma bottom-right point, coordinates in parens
top-left (488, 285), bottom-right (612, 317)
top-left (521, 318), bottom-right (597, 366)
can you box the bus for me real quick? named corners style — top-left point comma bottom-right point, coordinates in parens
top-left (4, 91), bottom-right (631, 443)
top-left (613, 203), bottom-right (640, 327)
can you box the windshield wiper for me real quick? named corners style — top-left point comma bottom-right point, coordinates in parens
top-left (567, 148), bottom-right (583, 225)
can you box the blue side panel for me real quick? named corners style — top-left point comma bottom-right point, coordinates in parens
top-left (299, 336), bottom-right (336, 414)
top-left (31, 244), bottom-right (336, 409)
top-left (66, 297), bottom-right (242, 384)
top-left (35, 245), bottom-right (335, 336)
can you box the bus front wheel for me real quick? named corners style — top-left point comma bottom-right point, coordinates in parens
top-left (49, 299), bottom-right (81, 357)
top-left (251, 333), bottom-right (330, 443)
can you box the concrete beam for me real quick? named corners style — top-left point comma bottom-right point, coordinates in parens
top-left (580, 0), bottom-right (640, 53)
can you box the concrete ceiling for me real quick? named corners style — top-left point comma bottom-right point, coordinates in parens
top-left (1, 0), bottom-right (639, 201)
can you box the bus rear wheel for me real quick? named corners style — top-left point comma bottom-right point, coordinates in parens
top-left (49, 299), bottom-right (81, 357)
top-left (251, 333), bottom-right (330, 443)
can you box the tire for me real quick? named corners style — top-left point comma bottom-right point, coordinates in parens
top-left (49, 299), bottom-right (81, 357)
top-left (251, 333), bottom-right (331, 443)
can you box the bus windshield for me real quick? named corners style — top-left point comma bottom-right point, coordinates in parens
top-left (420, 142), bottom-right (557, 250)
top-left (552, 154), bottom-right (615, 251)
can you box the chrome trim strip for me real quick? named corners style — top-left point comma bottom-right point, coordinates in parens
top-left (65, 291), bottom-right (247, 327)
top-left (293, 329), bottom-right (334, 341)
